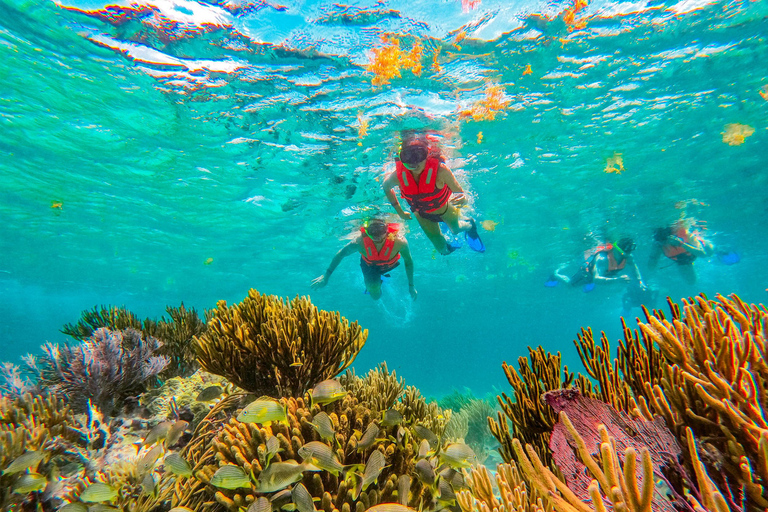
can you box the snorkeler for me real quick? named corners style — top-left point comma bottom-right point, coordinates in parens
top-left (310, 218), bottom-right (417, 301)
top-left (551, 238), bottom-right (646, 292)
top-left (381, 132), bottom-right (484, 255)
top-left (648, 219), bottom-right (714, 285)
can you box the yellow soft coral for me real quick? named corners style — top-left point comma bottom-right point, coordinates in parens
top-left (722, 123), bottom-right (754, 146)
top-left (366, 35), bottom-right (423, 86)
top-left (458, 84), bottom-right (510, 122)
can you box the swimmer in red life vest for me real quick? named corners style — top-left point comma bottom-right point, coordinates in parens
top-left (310, 218), bottom-right (417, 301)
top-left (381, 134), bottom-right (484, 255)
top-left (648, 219), bottom-right (714, 285)
top-left (553, 237), bottom-right (645, 290)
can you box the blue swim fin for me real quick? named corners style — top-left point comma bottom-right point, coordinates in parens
top-left (544, 275), bottom-right (559, 287)
top-left (717, 251), bottom-right (740, 265)
top-left (465, 218), bottom-right (485, 253)
top-left (583, 282), bottom-right (596, 293)
top-left (441, 222), bottom-right (463, 251)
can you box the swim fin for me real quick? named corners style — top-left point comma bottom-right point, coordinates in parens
top-left (582, 282), bottom-right (596, 293)
top-left (717, 251), bottom-right (740, 265)
top-left (544, 275), bottom-right (559, 287)
top-left (465, 218), bottom-right (485, 253)
top-left (440, 222), bottom-right (463, 251)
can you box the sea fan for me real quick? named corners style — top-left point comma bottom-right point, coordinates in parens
top-left (32, 327), bottom-right (168, 414)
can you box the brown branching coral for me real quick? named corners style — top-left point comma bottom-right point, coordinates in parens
top-left (635, 293), bottom-right (768, 509)
top-left (194, 290), bottom-right (367, 397)
top-left (61, 303), bottom-right (208, 379)
top-left (489, 347), bottom-right (587, 468)
top-left (341, 362), bottom-right (406, 413)
top-left (458, 463), bottom-right (548, 512)
top-left (396, 385), bottom-right (449, 438)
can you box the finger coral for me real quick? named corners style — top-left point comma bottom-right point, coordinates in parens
top-left (341, 362), bottom-right (405, 413)
top-left (194, 290), bottom-right (367, 397)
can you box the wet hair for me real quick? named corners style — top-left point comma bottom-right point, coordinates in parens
top-left (366, 219), bottom-right (388, 238)
top-left (617, 237), bottom-right (636, 254)
top-left (653, 227), bottom-right (672, 243)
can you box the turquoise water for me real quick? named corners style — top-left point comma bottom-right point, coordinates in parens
top-left (1, 0), bottom-right (766, 398)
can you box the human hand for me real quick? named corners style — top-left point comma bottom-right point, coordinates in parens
top-left (398, 211), bottom-right (412, 220)
top-left (450, 193), bottom-right (468, 207)
top-left (667, 235), bottom-right (683, 246)
top-left (311, 275), bottom-right (327, 289)
top-left (409, 285), bottom-right (418, 300)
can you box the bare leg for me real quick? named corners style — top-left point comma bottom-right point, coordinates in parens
top-left (677, 263), bottom-right (697, 285)
top-left (364, 277), bottom-right (383, 300)
top-left (414, 212), bottom-right (451, 254)
top-left (440, 204), bottom-right (472, 234)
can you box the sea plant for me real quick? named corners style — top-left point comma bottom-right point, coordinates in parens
top-left (194, 289), bottom-right (367, 396)
top-left (27, 327), bottom-right (168, 414)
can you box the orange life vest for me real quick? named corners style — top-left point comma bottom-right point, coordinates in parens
top-left (583, 244), bottom-right (626, 273)
top-left (395, 157), bottom-right (452, 215)
top-left (361, 224), bottom-right (400, 268)
top-left (662, 227), bottom-right (694, 262)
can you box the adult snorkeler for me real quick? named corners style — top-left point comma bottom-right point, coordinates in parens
top-left (648, 218), bottom-right (714, 285)
top-left (382, 132), bottom-right (484, 255)
top-left (552, 237), bottom-right (646, 292)
top-left (311, 218), bottom-right (417, 301)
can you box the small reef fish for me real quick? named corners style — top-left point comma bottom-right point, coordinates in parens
top-left (291, 482), bottom-right (317, 512)
top-left (413, 459), bottom-right (436, 487)
top-left (169, 508), bottom-right (195, 512)
top-left (264, 435), bottom-right (282, 466)
top-left (79, 482), bottom-right (119, 503)
top-left (436, 476), bottom-right (456, 505)
top-left (59, 504), bottom-right (88, 512)
top-left (255, 460), bottom-right (320, 493)
top-left (362, 450), bottom-right (386, 491)
top-left (138, 445), bottom-right (164, 476)
top-left (3, 450), bottom-right (46, 475)
top-left (396, 475), bottom-right (411, 506)
top-left (439, 467), bottom-right (466, 490)
top-left (412, 425), bottom-right (438, 449)
top-left (164, 453), bottom-right (193, 477)
top-left (142, 472), bottom-right (156, 497)
top-left (438, 443), bottom-right (477, 469)
top-left (381, 409), bottom-right (403, 427)
top-left (311, 412), bottom-right (336, 442)
top-left (481, 220), bottom-right (498, 232)
top-left (357, 423), bottom-right (380, 451)
top-left (297, 441), bottom-right (344, 476)
top-left (365, 504), bottom-right (419, 512)
top-left (310, 379), bottom-right (346, 406)
top-left (165, 420), bottom-right (189, 448)
top-left (12, 473), bottom-right (47, 494)
top-left (88, 506), bottom-right (119, 512)
top-left (142, 421), bottom-right (173, 447)
top-left (247, 497), bottom-right (271, 512)
top-left (269, 488), bottom-right (293, 509)
top-left (210, 465), bottom-right (252, 490)
top-left (417, 439), bottom-right (431, 459)
top-left (237, 398), bottom-right (288, 425)
top-left (196, 385), bottom-right (223, 402)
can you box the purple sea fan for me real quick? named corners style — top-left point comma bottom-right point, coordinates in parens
top-left (544, 388), bottom-right (682, 512)
top-left (35, 327), bottom-right (168, 413)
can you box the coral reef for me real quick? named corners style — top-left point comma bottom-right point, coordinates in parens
top-left (26, 327), bottom-right (168, 414)
top-left (341, 362), bottom-right (406, 413)
top-left (194, 290), bottom-right (367, 397)
top-left (61, 303), bottom-right (207, 379)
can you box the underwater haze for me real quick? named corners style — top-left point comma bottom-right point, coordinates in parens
top-left (1, 0), bottom-right (767, 398)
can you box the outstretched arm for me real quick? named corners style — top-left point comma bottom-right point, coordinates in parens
top-left (311, 239), bottom-right (359, 289)
top-left (399, 240), bottom-right (417, 300)
top-left (382, 172), bottom-right (411, 220)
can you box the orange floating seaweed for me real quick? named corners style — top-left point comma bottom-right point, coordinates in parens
top-left (366, 35), bottom-right (423, 86)
top-left (481, 220), bottom-right (498, 231)
top-left (604, 152), bottom-right (624, 174)
top-left (476, 131), bottom-right (483, 144)
top-left (204, 257), bottom-right (214, 265)
top-left (461, 0), bottom-right (480, 12)
top-left (759, 85), bottom-right (768, 101)
top-left (563, 0), bottom-right (588, 31)
top-left (722, 123), bottom-right (754, 146)
top-left (357, 114), bottom-right (368, 147)
top-left (51, 201), bottom-right (63, 209)
top-left (458, 83), bottom-right (510, 122)
top-left (522, 64), bottom-right (532, 76)
top-left (432, 47), bottom-right (442, 73)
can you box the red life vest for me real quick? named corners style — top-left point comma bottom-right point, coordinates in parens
top-left (662, 227), bottom-right (694, 262)
top-left (583, 244), bottom-right (626, 272)
top-left (361, 224), bottom-right (401, 268)
top-left (395, 157), bottom-right (452, 215)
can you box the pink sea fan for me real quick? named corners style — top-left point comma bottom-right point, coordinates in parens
top-left (34, 328), bottom-right (168, 414)
top-left (544, 389), bottom-right (681, 512)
